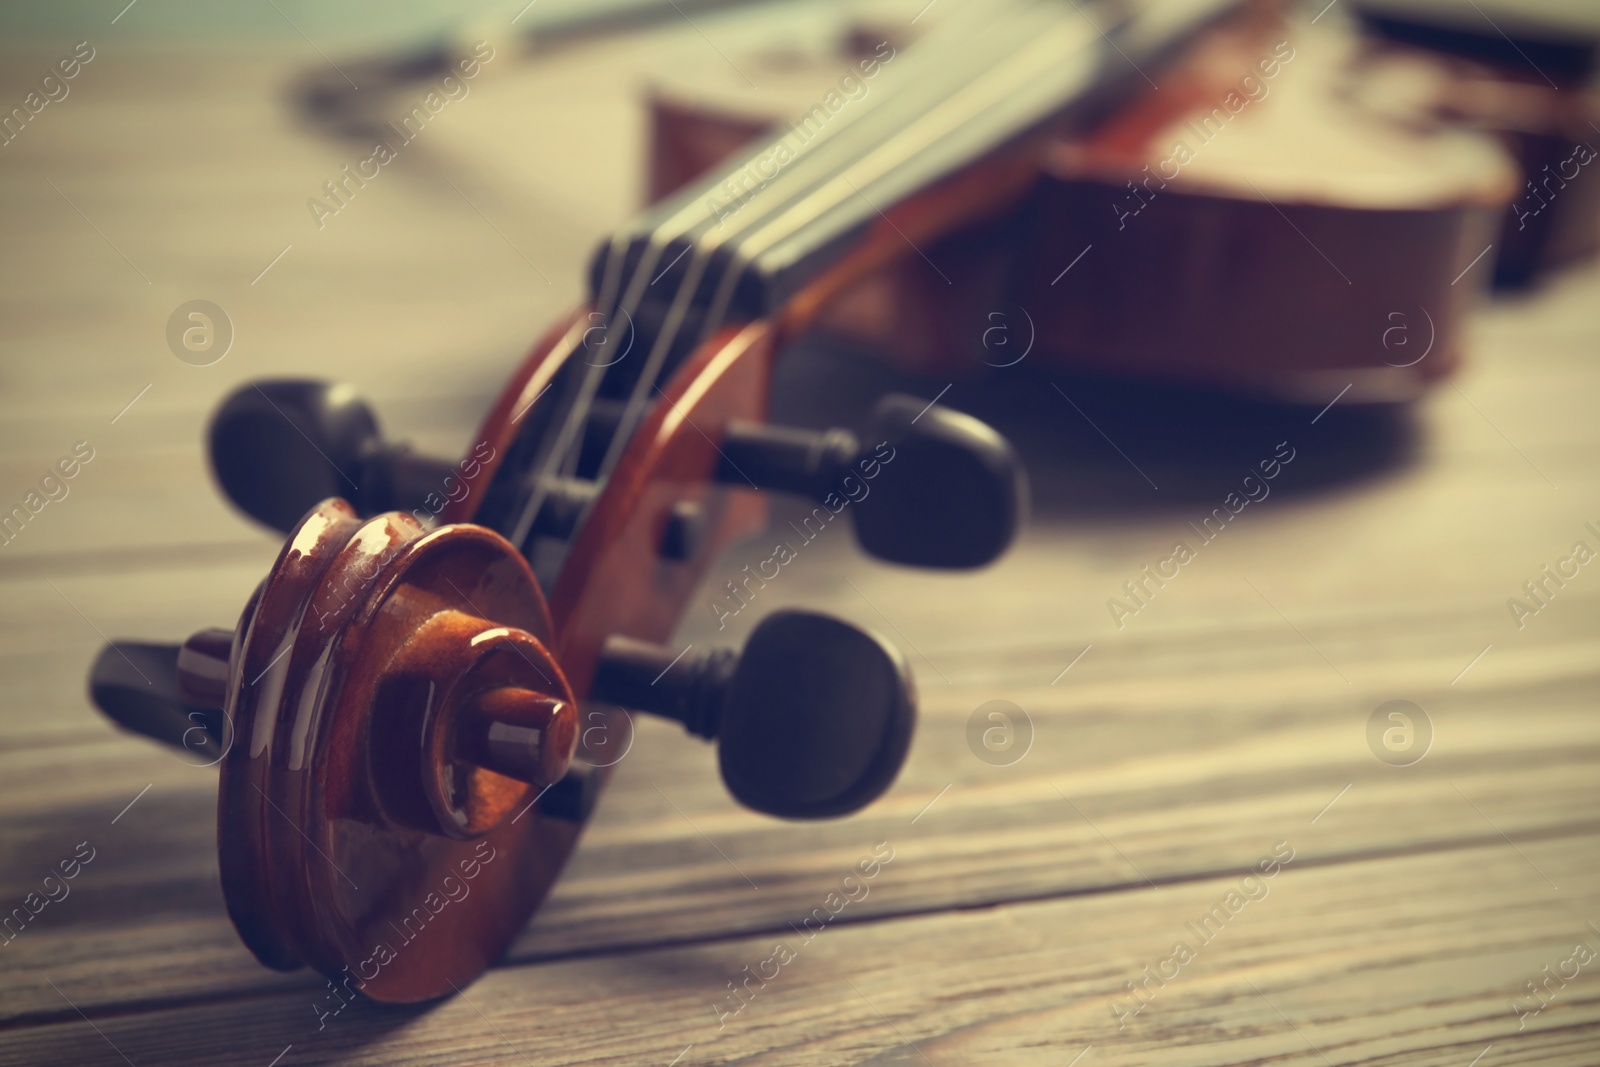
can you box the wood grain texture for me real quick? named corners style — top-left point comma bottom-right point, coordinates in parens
top-left (2, 838), bottom-right (1596, 1065)
top-left (1, 19), bottom-right (1598, 1067)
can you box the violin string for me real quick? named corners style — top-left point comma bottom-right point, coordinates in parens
top-left (570, 12), bottom-right (1001, 482)
top-left (694, 7), bottom-right (1098, 350)
top-left (526, 10), bottom-right (917, 506)
top-left (505, 232), bottom-right (634, 550)
top-left (614, 0), bottom-right (1029, 277)
top-left (691, 0), bottom-right (1241, 351)
top-left (498, 0), bottom-right (908, 548)
top-left (584, 0), bottom-right (1048, 486)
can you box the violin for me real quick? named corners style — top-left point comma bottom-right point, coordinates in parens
top-left (86, 0), bottom-right (1396, 1004)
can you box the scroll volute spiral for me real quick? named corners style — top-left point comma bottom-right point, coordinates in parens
top-left (168, 499), bottom-right (580, 1001)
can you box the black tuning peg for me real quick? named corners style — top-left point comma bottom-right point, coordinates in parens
top-left (591, 610), bottom-right (915, 819)
top-left (209, 379), bottom-right (456, 533)
top-left (88, 635), bottom-right (229, 762)
top-left (88, 627), bottom-right (605, 823)
top-left (717, 394), bottom-right (1025, 569)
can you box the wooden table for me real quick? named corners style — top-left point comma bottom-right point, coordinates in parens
top-left (1, 16), bottom-right (1597, 1067)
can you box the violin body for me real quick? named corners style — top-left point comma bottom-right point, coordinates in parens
top-left (643, 2), bottom-right (1516, 402)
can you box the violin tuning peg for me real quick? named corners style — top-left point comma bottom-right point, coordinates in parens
top-left (89, 635), bottom-right (227, 760)
top-left (718, 394), bottom-right (1025, 569)
top-left (592, 610), bottom-right (915, 819)
top-left (209, 379), bottom-right (456, 532)
top-left (208, 380), bottom-right (376, 532)
top-left (718, 611), bottom-right (915, 819)
top-left (854, 394), bottom-right (1026, 568)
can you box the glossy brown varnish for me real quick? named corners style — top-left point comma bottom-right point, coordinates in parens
top-left (216, 500), bottom-right (579, 1002)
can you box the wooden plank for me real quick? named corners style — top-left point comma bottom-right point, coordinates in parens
top-left (1, 836), bottom-right (1594, 1064)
